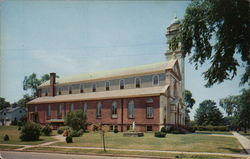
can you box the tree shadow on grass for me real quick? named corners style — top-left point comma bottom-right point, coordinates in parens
top-left (218, 147), bottom-right (241, 153)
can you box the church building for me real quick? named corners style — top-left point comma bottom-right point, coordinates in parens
top-left (27, 17), bottom-right (186, 132)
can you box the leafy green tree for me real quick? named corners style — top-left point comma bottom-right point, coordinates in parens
top-left (170, 0), bottom-right (250, 87)
top-left (184, 90), bottom-right (196, 124)
top-left (0, 97), bottom-right (11, 110)
top-left (238, 88), bottom-right (250, 132)
top-left (194, 100), bottom-right (223, 126)
top-left (219, 95), bottom-right (240, 116)
top-left (65, 110), bottom-right (87, 131)
top-left (23, 73), bottom-right (50, 97)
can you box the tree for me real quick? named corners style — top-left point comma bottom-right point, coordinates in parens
top-left (170, 0), bottom-right (250, 87)
top-left (219, 95), bottom-right (240, 117)
top-left (23, 73), bottom-right (50, 97)
top-left (194, 100), bottom-right (223, 126)
top-left (65, 110), bottom-right (87, 131)
top-left (238, 88), bottom-right (250, 132)
top-left (184, 90), bottom-right (196, 124)
top-left (0, 97), bottom-right (11, 110)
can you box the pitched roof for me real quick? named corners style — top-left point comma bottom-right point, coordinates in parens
top-left (39, 59), bottom-right (177, 87)
top-left (28, 85), bottom-right (169, 104)
top-left (0, 107), bottom-right (26, 113)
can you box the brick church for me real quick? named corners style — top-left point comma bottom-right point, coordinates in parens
top-left (27, 17), bottom-right (186, 132)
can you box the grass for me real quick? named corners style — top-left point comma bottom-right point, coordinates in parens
top-left (27, 146), bottom-right (239, 159)
top-left (0, 126), bottom-right (56, 145)
top-left (195, 131), bottom-right (232, 135)
top-left (0, 145), bottom-right (23, 150)
top-left (52, 132), bottom-right (242, 154)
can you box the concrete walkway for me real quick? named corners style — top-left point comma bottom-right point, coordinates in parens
top-left (233, 132), bottom-right (250, 154)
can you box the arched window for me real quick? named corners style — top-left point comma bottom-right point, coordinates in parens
top-left (111, 101), bottom-right (117, 118)
top-left (105, 81), bottom-right (110, 91)
top-left (135, 78), bottom-right (140, 88)
top-left (69, 86), bottom-right (72, 94)
top-left (47, 105), bottom-right (51, 117)
top-left (80, 84), bottom-right (84, 93)
top-left (57, 104), bottom-right (62, 117)
top-left (128, 100), bottom-right (135, 118)
top-left (83, 103), bottom-right (88, 114)
top-left (58, 87), bottom-right (62, 95)
top-left (92, 83), bottom-right (96, 92)
top-left (152, 75), bottom-right (159, 86)
top-left (70, 104), bottom-right (74, 112)
top-left (34, 106), bottom-right (38, 112)
top-left (96, 102), bottom-right (102, 118)
top-left (120, 79), bottom-right (125, 89)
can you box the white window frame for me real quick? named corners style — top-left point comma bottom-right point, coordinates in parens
top-left (105, 81), bottom-right (110, 91)
top-left (119, 79), bottom-right (125, 89)
top-left (92, 83), bottom-right (97, 92)
top-left (48, 105), bottom-right (51, 117)
top-left (128, 100), bottom-right (135, 118)
top-left (152, 75), bottom-right (159, 86)
top-left (111, 101), bottom-right (117, 118)
top-left (134, 77), bottom-right (141, 88)
top-left (70, 104), bottom-right (74, 112)
top-left (96, 102), bottom-right (102, 118)
top-left (83, 103), bottom-right (88, 114)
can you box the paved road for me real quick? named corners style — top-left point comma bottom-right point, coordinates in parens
top-left (0, 151), bottom-right (151, 159)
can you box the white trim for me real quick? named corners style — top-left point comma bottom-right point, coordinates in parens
top-left (105, 81), bottom-right (110, 91)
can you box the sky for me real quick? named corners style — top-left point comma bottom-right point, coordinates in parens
top-left (0, 0), bottom-right (247, 119)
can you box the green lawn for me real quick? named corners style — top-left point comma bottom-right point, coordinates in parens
top-left (195, 131), bottom-right (232, 135)
top-left (0, 126), bottom-right (56, 145)
top-left (52, 132), bottom-right (242, 154)
top-left (27, 146), bottom-right (238, 159)
top-left (0, 145), bottom-right (23, 150)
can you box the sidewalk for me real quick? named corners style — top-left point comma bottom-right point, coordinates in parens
top-left (233, 132), bottom-right (250, 154)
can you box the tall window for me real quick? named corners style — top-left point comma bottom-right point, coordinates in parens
top-left (174, 81), bottom-right (178, 97)
top-left (120, 79), bottom-right (125, 89)
top-left (47, 105), bottom-right (51, 117)
top-left (96, 102), bottom-right (102, 118)
top-left (83, 103), bottom-right (88, 114)
top-left (69, 86), bottom-right (72, 94)
top-left (146, 106), bottom-right (153, 118)
top-left (57, 104), bottom-right (62, 117)
top-left (80, 84), bottom-right (84, 93)
top-left (45, 89), bottom-right (48, 96)
top-left (128, 100), bottom-right (135, 118)
top-left (111, 101), bottom-right (117, 118)
top-left (92, 83), bottom-right (96, 92)
top-left (105, 81), bottom-right (110, 91)
top-left (34, 106), bottom-right (38, 112)
top-left (135, 78), bottom-right (140, 88)
top-left (152, 75), bottom-right (159, 86)
top-left (58, 87), bottom-right (61, 95)
top-left (70, 104), bottom-right (74, 112)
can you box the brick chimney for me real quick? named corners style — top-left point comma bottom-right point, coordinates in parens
top-left (49, 72), bottom-right (56, 96)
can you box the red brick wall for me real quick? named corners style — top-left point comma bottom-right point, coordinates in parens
top-left (28, 96), bottom-right (160, 132)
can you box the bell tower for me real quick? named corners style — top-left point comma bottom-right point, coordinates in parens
top-left (165, 16), bottom-right (185, 100)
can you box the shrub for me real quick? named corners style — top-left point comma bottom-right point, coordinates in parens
top-left (92, 124), bottom-right (99, 131)
top-left (66, 136), bottom-right (73, 143)
top-left (114, 128), bottom-right (118, 133)
top-left (65, 110), bottom-right (87, 131)
top-left (11, 119), bottom-right (18, 125)
top-left (20, 122), bottom-right (41, 141)
top-left (160, 127), bottom-right (167, 133)
top-left (70, 129), bottom-right (84, 137)
top-left (3, 134), bottom-right (9, 141)
top-left (42, 125), bottom-right (52, 136)
top-left (57, 126), bottom-right (72, 134)
top-left (192, 125), bottom-right (229, 132)
top-left (154, 131), bottom-right (166, 138)
top-left (18, 127), bottom-right (21, 131)
top-left (171, 130), bottom-right (184, 134)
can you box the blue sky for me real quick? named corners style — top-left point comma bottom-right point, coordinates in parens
top-left (0, 0), bottom-right (247, 119)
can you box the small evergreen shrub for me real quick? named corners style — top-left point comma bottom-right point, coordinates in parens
top-left (20, 122), bottom-right (41, 141)
top-left (66, 136), bottom-right (73, 143)
top-left (114, 128), bottom-right (118, 133)
top-left (3, 134), bottom-right (9, 141)
top-left (18, 127), bottom-right (21, 131)
top-left (154, 131), bottom-right (166, 138)
top-left (57, 126), bottom-right (72, 134)
top-left (70, 129), bottom-right (84, 137)
top-left (42, 125), bottom-right (52, 136)
top-left (160, 127), bottom-right (167, 133)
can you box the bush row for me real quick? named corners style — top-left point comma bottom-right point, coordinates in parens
top-left (191, 125), bottom-right (229, 131)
